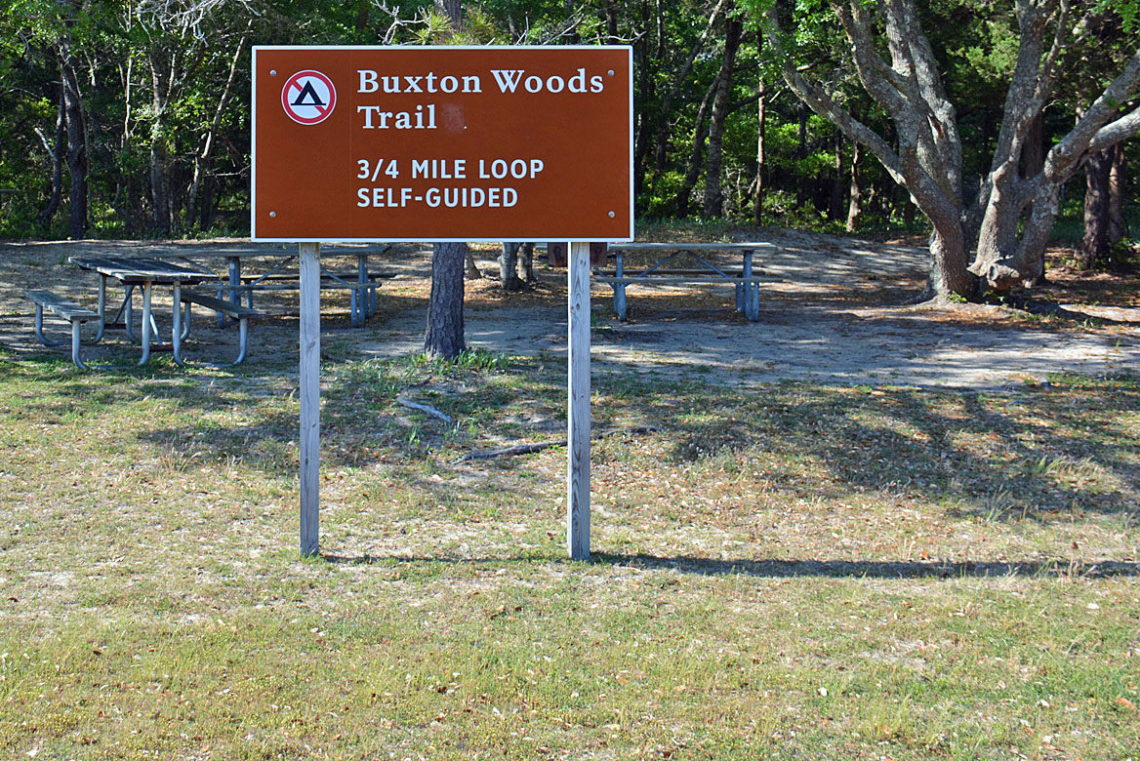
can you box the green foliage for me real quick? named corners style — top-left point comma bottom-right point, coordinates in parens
top-left (0, 0), bottom-right (1136, 246)
top-left (1096, 0), bottom-right (1140, 32)
top-left (640, 171), bottom-right (687, 218)
top-left (959, 15), bottom-right (1020, 80)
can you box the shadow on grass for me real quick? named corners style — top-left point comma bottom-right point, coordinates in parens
top-left (4, 348), bottom-right (1137, 522)
top-left (319, 552), bottom-right (1140, 579)
top-left (603, 376), bottom-right (1140, 521)
top-left (594, 553), bottom-right (1140, 579)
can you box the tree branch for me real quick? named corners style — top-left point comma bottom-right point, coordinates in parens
top-left (1087, 105), bottom-right (1140, 154)
top-left (1045, 46), bottom-right (1140, 184)
top-left (761, 6), bottom-right (904, 184)
top-left (454, 427), bottom-right (660, 464)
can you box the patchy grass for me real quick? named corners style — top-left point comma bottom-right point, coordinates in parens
top-left (0, 351), bottom-right (1138, 761)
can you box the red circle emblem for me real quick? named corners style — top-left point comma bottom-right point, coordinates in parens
top-left (281, 70), bottom-right (337, 125)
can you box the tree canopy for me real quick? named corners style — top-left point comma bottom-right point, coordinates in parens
top-left (1, 0), bottom-right (1136, 300)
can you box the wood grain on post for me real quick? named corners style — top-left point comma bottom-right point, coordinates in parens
top-left (299, 241), bottom-right (321, 556)
top-left (567, 241), bottom-right (592, 560)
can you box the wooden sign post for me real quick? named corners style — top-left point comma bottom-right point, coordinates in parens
top-left (251, 46), bottom-right (632, 558)
top-left (567, 242), bottom-right (592, 559)
top-left (298, 241), bottom-right (321, 556)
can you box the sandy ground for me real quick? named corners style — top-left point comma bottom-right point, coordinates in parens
top-left (1, 231), bottom-right (1137, 389)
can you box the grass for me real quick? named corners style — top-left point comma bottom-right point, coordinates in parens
top-left (0, 349), bottom-right (1138, 761)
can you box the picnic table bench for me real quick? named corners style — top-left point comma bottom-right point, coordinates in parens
top-left (593, 242), bottom-right (775, 321)
top-left (177, 290), bottom-right (262, 367)
top-left (25, 289), bottom-right (99, 370)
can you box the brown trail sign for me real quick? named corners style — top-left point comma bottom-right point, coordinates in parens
top-left (253, 46), bottom-right (632, 242)
top-left (251, 46), bottom-right (634, 559)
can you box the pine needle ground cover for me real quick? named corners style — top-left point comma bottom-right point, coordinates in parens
top-left (0, 351), bottom-right (1137, 761)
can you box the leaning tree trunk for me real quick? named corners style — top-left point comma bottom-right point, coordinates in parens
top-left (650, 0), bottom-right (730, 175)
top-left (702, 14), bottom-right (742, 218)
top-left (35, 88), bottom-right (66, 232)
top-left (675, 77), bottom-right (716, 217)
top-left (186, 30), bottom-right (246, 231)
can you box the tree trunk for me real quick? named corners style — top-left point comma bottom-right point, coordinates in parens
top-left (423, 0), bottom-right (469, 358)
top-left (846, 141), bottom-right (863, 232)
top-left (424, 241), bottom-right (467, 359)
top-left (633, 0), bottom-right (655, 199)
top-left (499, 242), bottom-right (523, 291)
top-left (928, 225), bottom-right (978, 300)
top-left (1108, 143), bottom-right (1126, 246)
top-left (752, 76), bottom-right (767, 226)
top-left (795, 102), bottom-right (810, 208)
top-left (35, 88), bottom-right (66, 232)
top-left (675, 75), bottom-right (717, 217)
top-left (520, 242), bottom-right (536, 283)
top-left (830, 130), bottom-right (846, 221)
top-left (186, 30), bottom-right (246, 231)
top-left (1020, 113), bottom-right (1047, 282)
top-left (651, 0), bottom-right (731, 176)
top-left (58, 38), bottom-right (88, 239)
top-left (1079, 148), bottom-right (1114, 269)
top-left (464, 249), bottom-right (483, 279)
top-left (702, 14), bottom-right (742, 217)
top-left (148, 56), bottom-right (172, 237)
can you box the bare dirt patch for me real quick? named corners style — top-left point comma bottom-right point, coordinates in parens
top-left (2, 231), bottom-right (1137, 388)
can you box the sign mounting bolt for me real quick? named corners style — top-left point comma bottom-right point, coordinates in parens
top-left (608, 211), bottom-right (615, 218)
top-left (269, 211), bottom-right (277, 218)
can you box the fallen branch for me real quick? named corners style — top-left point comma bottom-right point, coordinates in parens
top-left (455, 426), bottom-right (660, 464)
top-left (396, 396), bottom-right (454, 425)
top-left (461, 440), bottom-right (565, 461)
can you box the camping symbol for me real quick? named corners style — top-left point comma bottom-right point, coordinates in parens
top-left (281, 70), bottom-right (337, 125)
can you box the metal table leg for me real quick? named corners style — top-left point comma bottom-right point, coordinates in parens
top-left (138, 281), bottom-right (154, 365)
top-left (172, 282), bottom-right (185, 365)
top-left (742, 251), bottom-right (760, 321)
top-left (93, 277), bottom-right (107, 342)
top-left (613, 252), bottom-right (627, 320)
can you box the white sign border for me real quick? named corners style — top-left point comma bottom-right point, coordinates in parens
top-left (251, 44), bottom-right (635, 244)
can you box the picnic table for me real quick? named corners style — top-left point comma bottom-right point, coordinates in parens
top-left (70, 255), bottom-right (220, 365)
top-left (29, 245), bottom-right (396, 369)
top-left (173, 244), bottom-right (393, 327)
top-left (594, 242), bottom-right (775, 321)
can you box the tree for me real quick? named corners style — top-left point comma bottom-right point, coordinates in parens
top-left (702, 9), bottom-right (743, 216)
top-left (423, 0), bottom-right (468, 359)
top-left (1079, 142), bottom-right (1127, 268)
top-left (499, 242), bottom-right (535, 291)
top-left (753, 0), bottom-right (1140, 299)
top-left (11, 0), bottom-right (93, 238)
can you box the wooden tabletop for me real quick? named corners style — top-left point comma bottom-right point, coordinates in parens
top-left (70, 255), bottom-right (220, 285)
top-left (174, 243), bottom-right (393, 260)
